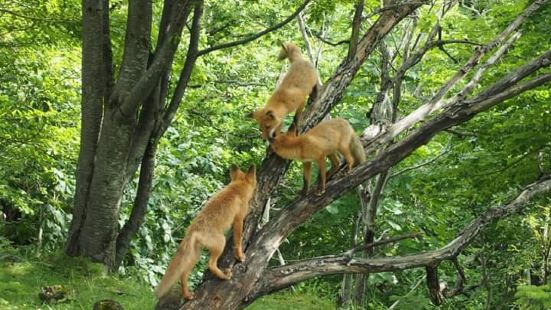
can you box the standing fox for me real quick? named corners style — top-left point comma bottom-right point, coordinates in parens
top-left (154, 165), bottom-right (257, 300)
top-left (269, 118), bottom-right (366, 195)
top-left (252, 42), bottom-right (319, 140)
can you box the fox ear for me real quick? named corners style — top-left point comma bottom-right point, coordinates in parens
top-left (277, 42), bottom-right (288, 61)
top-left (265, 110), bottom-right (275, 121)
top-left (229, 164), bottom-right (239, 180)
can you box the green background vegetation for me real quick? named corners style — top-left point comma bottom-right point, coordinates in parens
top-left (1, 0), bottom-right (550, 309)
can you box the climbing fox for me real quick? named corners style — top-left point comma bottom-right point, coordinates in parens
top-left (154, 165), bottom-right (257, 300)
top-left (252, 42), bottom-right (319, 140)
top-left (269, 118), bottom-right (366, 195)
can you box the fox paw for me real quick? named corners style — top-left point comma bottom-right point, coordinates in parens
top-left (183, 292), bottom-right (194, 301)
top-left (235, 252), bottom-right (246, 262)
top-left (223, 268), bottom-right (233, 279)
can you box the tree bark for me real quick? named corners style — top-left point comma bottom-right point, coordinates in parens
top-left (66, 0), bottom-right (109, 256)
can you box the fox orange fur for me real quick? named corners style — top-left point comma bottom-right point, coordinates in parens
top-left (154, 165), bottom-right (257, 300)
top-left (252, 42), bottom-right (319, 140)
top-left (269, 118), bottom-right (366, 195)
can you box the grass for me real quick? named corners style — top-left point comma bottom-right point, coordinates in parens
top-left (0, 254), bottom-right (155, 310)
top-left (248, 292), bottom-right (335, 310)
top-left (0, 252), bottom-right (335, 310)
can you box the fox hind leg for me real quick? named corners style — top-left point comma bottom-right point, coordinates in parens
top-left (315, 158), bottom-right (327, 196)
top-left (179, 242), bottom-right (201, 300)
top-left (180, 271), bottom-right (194, 300)
top-left (203, 234), bottom-right (232, 280)
top-left (302, 162), bottom-right (312, 196)
top-left (340, 147), bottom-right (355, 172)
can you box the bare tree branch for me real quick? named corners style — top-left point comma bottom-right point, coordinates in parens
top-left (348, 0), bottom-right (365, 59)
top-left (156, 0), bottom-right (203, 140)
top-left (363, 1), bottom-right (429, 20)
top-left (259, 177), bottom-right (551, 294)
top-left (119, 0), bottom-right (193, 117)
top-left (364, 0), bottom-right (548, 151)
top-left (297, 13), bottom-right (315, 63)
top-left (390, 141), bottom-right (452, 178)
top-left (344, 232), bottom-right (421, 256)
top-left (426, 265), bottom-right (444, 305)
top-left (311, 31), bottom-right (350, 46)
top-left (196, 0), bottom-right (311, 56)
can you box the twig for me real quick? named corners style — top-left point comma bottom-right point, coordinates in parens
top-left (197, 0), bottom-right (311, 56)
top-left (311, 31), bottom-right (350, 46)
top-left (362, 2), bottom-right (428, 20)
top-left (0, 8), bottom-right (78, 24)
top-left (388, 275), bottom-right (426, 309)
top-left (297, 13), bottom-right (315, 63)
top-left (390, 140), bottom-right (452, 178)
top-left (345, 232), bottom-right (421, 256)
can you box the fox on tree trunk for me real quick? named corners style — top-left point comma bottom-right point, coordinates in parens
top-left (269, 118), bottom-right (366, 195)
top-left (251, 42), bottom-right (319, 140)
top-left (155, 165), bottom-right (257, 300)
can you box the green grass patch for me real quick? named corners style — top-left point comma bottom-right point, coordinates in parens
top-left (247, 291), bottom-right (335, 310)
top-left (0, 250), bottom-right (334, 309)
top-left (0, 254), bottom-right (155, 310)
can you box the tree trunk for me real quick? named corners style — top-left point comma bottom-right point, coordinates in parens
top-left (66, 0), bottom-right (197, 269)
top-left (77, 110), bottom-right (136, 266)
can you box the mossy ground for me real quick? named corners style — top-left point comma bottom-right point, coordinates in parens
top-left (0, 252), bottom-right (334, 310)
top-left (0, 254), bottom-right (155, 309)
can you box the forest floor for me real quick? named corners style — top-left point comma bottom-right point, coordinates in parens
top-left (0, 249), bottom-right (334, 310)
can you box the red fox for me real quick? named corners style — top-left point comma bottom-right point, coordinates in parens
top-left (269, 118), bottom-right (366, 195)
top-left (252, 42), bottom-right (319, 140)
top-left (154, 165), bottom-right (257, 300)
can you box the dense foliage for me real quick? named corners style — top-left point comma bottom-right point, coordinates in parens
top-left (1, 0), bottom-right (550, 308)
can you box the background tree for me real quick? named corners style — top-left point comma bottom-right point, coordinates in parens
top-left (64, 0), bottom-right (310, 269)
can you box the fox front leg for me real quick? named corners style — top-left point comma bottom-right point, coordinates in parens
top-left (232, 215), bottom-right (246, 262)
top-left (292, 104), bottom-right (304, 129)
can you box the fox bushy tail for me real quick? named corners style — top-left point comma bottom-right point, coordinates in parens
top-left (154, 233), bottom-right (198, 298)
top-left (350, 135), bottom-right (366, 167)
